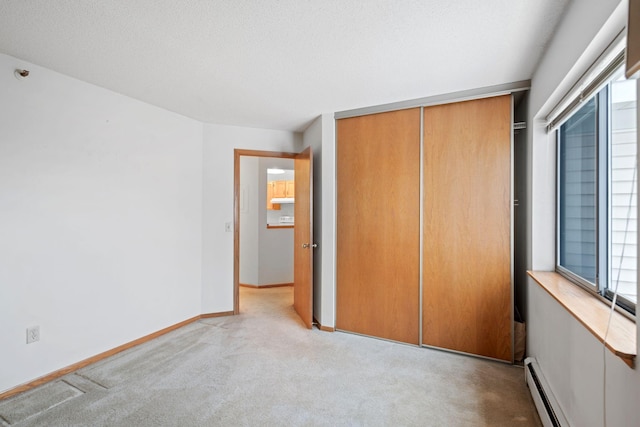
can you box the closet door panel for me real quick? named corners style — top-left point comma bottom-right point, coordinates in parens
top-left (336, 108), bottom-right (420, 345)
top-left (422, 95), bottom-right (512, 361)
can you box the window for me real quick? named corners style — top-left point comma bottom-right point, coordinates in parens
top-left (556, 62), bottom-right (637, 315)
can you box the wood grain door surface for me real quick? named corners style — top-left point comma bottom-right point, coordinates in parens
top-left (294, 147), bottom-right (313, 328)
top-left (336, 108), bottom-right (421, 345)
top-left (422, 95), bottom-right (512, 361)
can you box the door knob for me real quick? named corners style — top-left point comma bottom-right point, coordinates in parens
top-left (312, 243), bottom-right (318, 248)
top-left (302, 243), bottom-right (310, 248)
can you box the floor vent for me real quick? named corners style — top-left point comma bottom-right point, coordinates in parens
top-left (524, 357), bottom-right (567, 427)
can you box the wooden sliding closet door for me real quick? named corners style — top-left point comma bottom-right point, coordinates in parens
top-left (422, 95), bottom-right (512, 361)
top-left (336, 108), bottom-right (420, 344)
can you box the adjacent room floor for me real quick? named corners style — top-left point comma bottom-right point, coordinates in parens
top-left (0, 286), bottom-right (541, 426)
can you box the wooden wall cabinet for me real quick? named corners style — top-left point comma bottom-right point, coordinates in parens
top-left (266, 181), bottom-right (280, 210)
top-left (267, 179), bottom-right (294, 210)
top-left (285, 180), bottom-right (295, 198)
top-left (269, 180), bottom-right (295, 199)
top-left (336, 95), bottom-right (513, 362)
top-left (273, 180), bottom-right (287, 198)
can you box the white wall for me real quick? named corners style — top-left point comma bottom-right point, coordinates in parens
top-left (0, 53), bottom-right (204, 393)
top-left (527, 1), bottom-right (640, 425)
top-left (320, 114), bottom-right (336, 328)
top-left (239, 156), bottom-right (259, 285)
top-left (302, 113), bottom-right (336, 327)
top-left (201, 124), bottom-right (301, 313)
top-left (0, 53), bottom-right (303, 393)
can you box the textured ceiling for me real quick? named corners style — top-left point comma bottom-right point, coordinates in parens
top-left (0, 0), bottom-right (570, 131)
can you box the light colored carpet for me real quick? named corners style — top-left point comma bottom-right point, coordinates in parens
top-left (0, 287), bottom-right (541, 426)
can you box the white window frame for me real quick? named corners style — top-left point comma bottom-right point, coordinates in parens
top-left (552, 50), bottom-right (637, 316)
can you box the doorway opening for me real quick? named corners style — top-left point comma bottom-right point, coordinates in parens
top-left (233, 148), bottom-right (313, 329)
top-left (238, 156), bottom-right (295, 298)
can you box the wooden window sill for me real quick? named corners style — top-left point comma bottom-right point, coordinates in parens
top-left (528, 271), bottom-right (636, 368)
top-left (266, 224), bottom-right (294, 229)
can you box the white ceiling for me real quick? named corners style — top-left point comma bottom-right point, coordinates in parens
top-left (0, 0), bottom-right (570, 132)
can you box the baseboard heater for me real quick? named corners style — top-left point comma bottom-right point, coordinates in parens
top-left (524, 357), bottom-right (568, 427)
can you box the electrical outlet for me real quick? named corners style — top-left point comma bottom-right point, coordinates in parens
top-left (225, 222), bottom-right (232, 232)
top-left (26, 326), bottom-right (40, 344)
